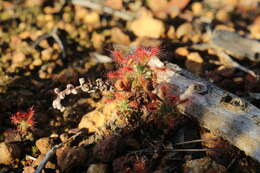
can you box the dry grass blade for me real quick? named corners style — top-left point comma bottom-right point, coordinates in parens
top-left (174, 137), bottom-right (219, 146)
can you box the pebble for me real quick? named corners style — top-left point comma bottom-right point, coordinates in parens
top-left (56, 146), bottom-right (88, 172)
top-left (249, 16), bottom-right (260, 39)
top-left (215, 25), bottom-right (235, 31)
top-left (146, 0), bottom-right (168, 18)
top-left (105, 0), bottom-right (123, 10)
top-left (91, 32), bottom-right (105, 51)
top-left (146, 0), bottom-right (167, 12)
top-left (185, 52), bottom-right (204, 74)
top-left (60, 133), bottom-right (69, 142)
top-left (35, 137), bottom-right (56, 154)
top-left (32, 58), bottom-right (42, 67)
top-left (175, 47), bottom-right (189, 56)
top-left (111, 27), bottom-right (131, 45)
top-left (12, 51), bottom-right (26, 64)
top-left (167, 26), bottom-right (176, 40)
top-left (75, 6), bottom-right (88, 21)
top-left (176, 23), bottom-right (193, 39)
top-left (19, 31), bottom-right (30, 39)
top-left (128, 8), bottom-right (165, 38)
top-left (192, 2), bottom-right (203, 16)
top-left (39, 39), bottom-right (49, 49)
top-left (92, 135), bottom-right (123, 162)
top-left (0, 142), bottom-right (21, 165)
top-left (183, 157), bottom-right (227, 173)
top-left (79, 111), bottom-right (106, 133)
top-left (22, 166), bottom-right (35, 173)
top-left (78, 102), bottom-right (118, 133)
top-left (84, 11), bottom-right (100, 27)
top-left (87, 164), bottom-right (108, 173)
top-left (41, 48), bottom-right (53, 61)
top-left (216, 10), bottom-right (229, 22)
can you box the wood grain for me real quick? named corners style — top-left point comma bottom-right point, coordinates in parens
top-left (149, 57), bottom-right (260, 162)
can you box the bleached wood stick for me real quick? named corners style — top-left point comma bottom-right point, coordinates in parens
top-left (149, 57), bottom-right (260, 162)
top-left (35, 131), bottom-right (83, 173)
top-left (71, 0), bottom-right (135, 21)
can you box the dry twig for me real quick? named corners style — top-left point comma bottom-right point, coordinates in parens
top-left (71, 0), bottom-right (136, 21)
top-left (192, 28), bottom-right (260, 77)
top-left (32, 27), bottom-right (66, 59)
top-left (35, 131), bottom-right (84, 173)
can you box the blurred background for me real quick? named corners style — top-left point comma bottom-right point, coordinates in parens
top-left (0, 0), bottom-right (260, 172)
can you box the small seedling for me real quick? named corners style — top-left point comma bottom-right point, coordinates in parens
top-left (10, 107), bottom-right (35, 133)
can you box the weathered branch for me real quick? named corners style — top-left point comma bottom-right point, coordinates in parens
top-left (148, 57), bottom-right (260, 162)
top-left (32, 27), bottom-right (66, 59)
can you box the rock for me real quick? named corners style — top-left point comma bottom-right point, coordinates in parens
top-left (52, 68), bottom-right (78, 84)
top-left (132, 37), bottom-right (162, 48)
top-left (32, 154), bottom-right (56, 169)
top-left (39, 39), bottom-right (49, 49)
top-left (12, 51), bottom-right (26, 64)
top-left (146, 0), bottom-right (168, 18)
top-left (216, 10), bottom-right (229, 22)
top-left (185, 52), bottom-right (204, 74)
top-left (56, 146), bottom-right (88, 172)
top-left (60, 133), bottom-right (69, 143)
top-left (79, 111), bottom-right (106, 133)
top-left (146, 0), bottom-right (167, 12)
top-left (84, 11), bottom-right (100, 28)
top-left (78, 101), bottom-right (118, 133)
top-left (175, 47), bottom-right (189, 57)
top-left (183, 157), bottom-right (227, 173)
top-left (112, 155), bottom-right (137, 173)
top-left (169, 0), bottom-right (191, 10)
top-left (105, 0), bottom-right (123, 10)
top-left (41, 48), bottom-right (53, 61)
top-left (169, 7), bottom-right (180, 19)
top-left (3, 129), bottom-right (22, 142)
top-left (216, 66), bottom-right (235, 77)
top-left (204, 0), bottom-right (236, 11)
top-left (128, 8), bottom-right (165, 38)
top-left (167, 26), bottom-right (176, 39)
top-left (22, 166), bottom-right (35, 173)
top-left (91, 32), bottom-right (105, 51)
top-left (92, 135), bottom-right (124, 162)
top-left (32, 58), bottom-right (43, 67)
top-left (19, 31), bottom-right (31, 39)
top-left (249, 16), bottom-right (260, 39)
top-left (24, 0), bottom-right (43, 7)
top-left (237, 0), bottom-right (258, 11)
top-left (86, 163), bottom-right (108, 173)
top-left (35, 137), bottom-right (56, 154)
top-left (147, 0), bottom-right (190, 18)
top-left (176, 23), bottom-right (193, 39)
top-left (0, 142), bottom-right (21, 165)
top-left (75, 5), bottom-right (88, 22)
top-left (191, 2), bottom-right (203, 16)
top-left (215, 25), bottom-right (235, 32)
top-left (111, 27), bottom-right (131, 45)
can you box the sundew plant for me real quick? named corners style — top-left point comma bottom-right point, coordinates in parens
top-left (104, 48), bottom-right (189, 124)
